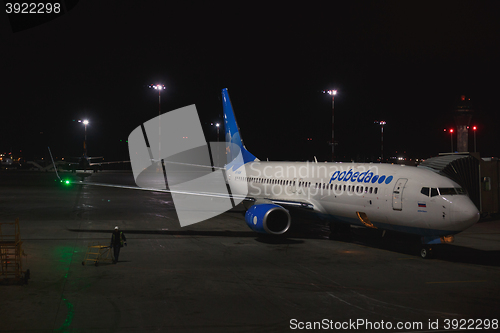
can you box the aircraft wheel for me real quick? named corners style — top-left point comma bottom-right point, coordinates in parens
top-left (420, 246), bottom-right (433, 259)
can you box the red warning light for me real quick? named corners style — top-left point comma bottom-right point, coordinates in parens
top-left (473, 126), bottom-right (477, 131)
top-left (461, 95), bottom-right (466, 101)
top-left (449, 129), bottom-right (454, 133)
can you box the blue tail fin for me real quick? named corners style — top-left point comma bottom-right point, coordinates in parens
top-left (221, 88), bottom-right (258, 168)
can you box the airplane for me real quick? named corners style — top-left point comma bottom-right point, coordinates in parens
top-left (57, 154), bottom-right (129, 173)
top-left (55, 88), bottom-right (480, 258)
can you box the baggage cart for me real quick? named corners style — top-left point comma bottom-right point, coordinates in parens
top-left (82, 242), bottom-right (112, 266)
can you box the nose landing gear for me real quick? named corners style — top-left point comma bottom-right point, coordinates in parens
top-left (420, 246), bottom-right (433, 259)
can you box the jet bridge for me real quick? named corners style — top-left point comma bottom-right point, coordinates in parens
top-left (418, 153), bottom-right (499, 215)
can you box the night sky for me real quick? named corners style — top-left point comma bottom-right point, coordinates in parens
top-left (2, 1), bottom-right (499, 163)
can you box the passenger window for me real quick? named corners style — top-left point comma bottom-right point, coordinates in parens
top-left (431, 188), bottom-right (438, 197)
top-left (374, 187), bottom-right (378, 194)
top-left (420, 187), bottom-right (429, 196)
top-left (369, 187), bottom-right (373, 194)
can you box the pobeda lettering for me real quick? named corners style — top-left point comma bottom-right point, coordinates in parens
top-left (329, 169), bottom-right (393, 185)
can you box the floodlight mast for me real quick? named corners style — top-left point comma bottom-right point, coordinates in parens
top-left (78, 119), bottom-right (89, 156)
top-left (148, 84), bottom-right (166, 164)
top-left (323, 89), bottom-right (337, 161)
top-left (374, 121), bottom-right (386, 162)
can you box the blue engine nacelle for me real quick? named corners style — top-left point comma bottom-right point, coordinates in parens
top-left (244, 203), bottom-right (291, 235)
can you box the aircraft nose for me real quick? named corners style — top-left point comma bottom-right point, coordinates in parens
top-left (451, 196), bottom-right (480, 230)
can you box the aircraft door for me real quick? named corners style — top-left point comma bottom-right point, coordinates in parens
top-left (392, 178), bottom-right (408, 210)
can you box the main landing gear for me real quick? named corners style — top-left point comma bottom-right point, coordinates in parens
top-left (329, 222), bottom-right (352, 241)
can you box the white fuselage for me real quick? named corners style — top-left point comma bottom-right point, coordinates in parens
top-left (227, 161), bottom-right (479, 236)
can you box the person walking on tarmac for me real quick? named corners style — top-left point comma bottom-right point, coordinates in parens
top-left (110, 226), bottom-right (127, 263)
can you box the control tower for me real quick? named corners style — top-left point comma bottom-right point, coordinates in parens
top-left (454, 95), bottom-right (474, 152)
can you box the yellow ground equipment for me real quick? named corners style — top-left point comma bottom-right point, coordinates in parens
top-left (0, 218), bottom-right (29, 284)
top-left (82, 242), bottom-right (113, 266)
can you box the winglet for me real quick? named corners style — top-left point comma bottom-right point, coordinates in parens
top-left (47, 147), bottom-right (61, 181)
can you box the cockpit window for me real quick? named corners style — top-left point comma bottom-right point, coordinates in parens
top-left (420, 187), bottom-right (430, 196)
top-left (438, 187), bottom-right (467, 195)
top-left (438, 188), bottom-right (457, 195)
top-left (430, 188), bottom-right (439, 197)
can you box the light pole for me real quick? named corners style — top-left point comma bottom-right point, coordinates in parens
top-left (211, 122), bottom-right (221, 166)
top-left (148, 84), bottom-right (165, 116)
top-left (323, 90), bottom-right (337, 162)
top-left (78, 119), bottom-right (89, 156)
top-left (148, 84), bottom-right (166, 160)
top-left (374, 121), bottom-right (386, 162)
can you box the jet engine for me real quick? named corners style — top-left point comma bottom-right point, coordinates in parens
top-left (244, 203), bottom-right (291, 235)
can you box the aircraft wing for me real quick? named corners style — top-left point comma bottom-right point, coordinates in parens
top-left (63, 179), bottom-right (316, 211)
top-left (264, 198), bottom-right (315, 210)
top-left (66, 179), bottom-right (252, 201)
top-left (89, 160), bottom-right (130, 166)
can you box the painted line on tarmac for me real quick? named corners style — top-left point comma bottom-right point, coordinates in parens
top-left (425, 280), bottom-right (487, 284)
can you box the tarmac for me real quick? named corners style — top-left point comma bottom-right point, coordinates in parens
top-left (1, 170), bottom-right (499, 332)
